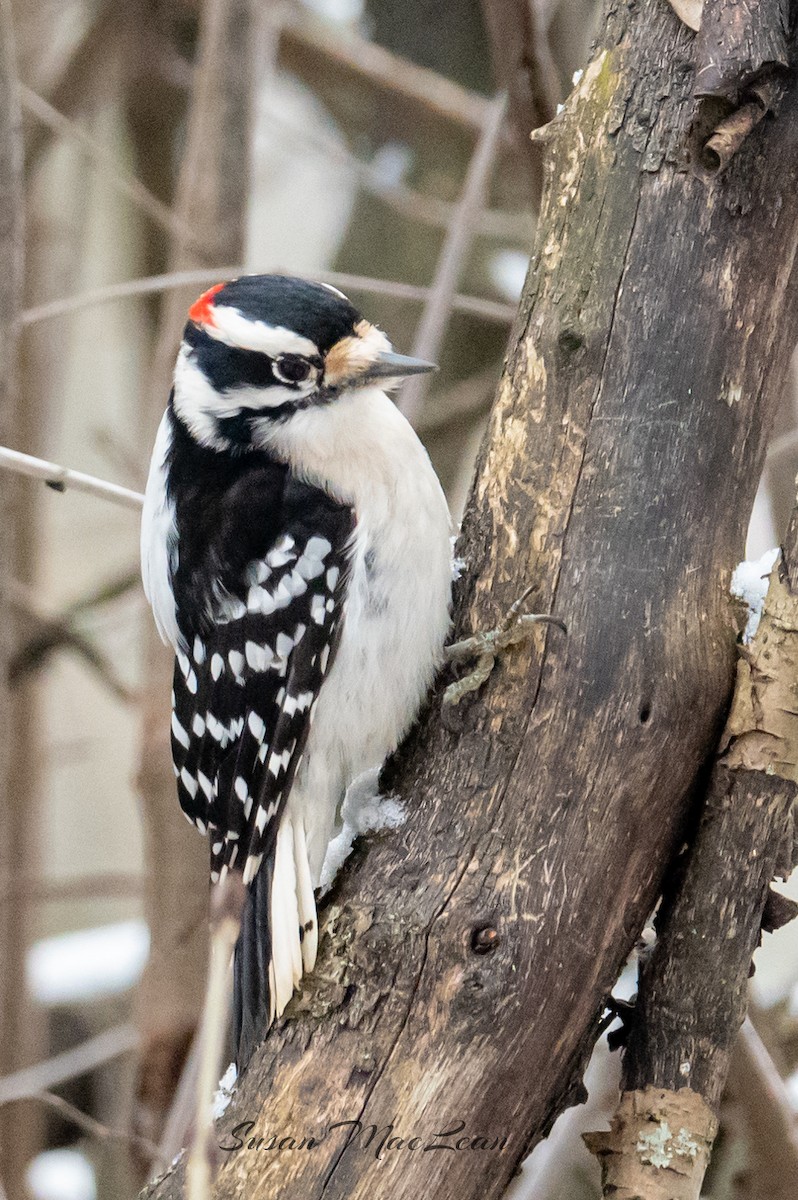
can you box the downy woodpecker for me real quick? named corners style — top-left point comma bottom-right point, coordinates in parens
top-left (141, 275), bottom-right (452, 1065)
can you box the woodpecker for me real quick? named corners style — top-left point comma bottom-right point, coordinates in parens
top-left (141, 274), bottom-right (452, 1066)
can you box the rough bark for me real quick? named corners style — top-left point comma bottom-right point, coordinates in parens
top-left (132, 0), bottom-right (256, 1156)
top-left (586, 509), bottom-right (798, 1200)
top-left (146, 2), bottom-right (798, 1198)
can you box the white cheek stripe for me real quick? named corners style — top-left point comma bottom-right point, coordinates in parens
top-left (204, 306), bottom-right (318, 358)
top-left (172, 349), bottom-right (314, 448)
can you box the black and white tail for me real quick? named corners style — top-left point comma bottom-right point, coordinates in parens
top-left (232, 813), bottom-right (319, 1067)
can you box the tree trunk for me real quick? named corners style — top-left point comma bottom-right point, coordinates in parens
top-left (145, 2), bottom-right (798, 1197)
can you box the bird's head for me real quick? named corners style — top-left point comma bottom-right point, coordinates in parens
top-left (171, 274), bottom-right (435, 450)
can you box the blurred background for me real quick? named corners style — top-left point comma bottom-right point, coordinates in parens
top-left (1, 1), bottom-right (797, 1198)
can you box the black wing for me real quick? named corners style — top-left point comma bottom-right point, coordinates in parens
top-left (171, 530), bottom-right (351, 885)
top-left (167, 423), bottom-right (355, 886)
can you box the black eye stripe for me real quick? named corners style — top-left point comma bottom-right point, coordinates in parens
top-left (184, 325), bottom-right (325, 394)
top-left (273, 354), bottom-right (314, 385)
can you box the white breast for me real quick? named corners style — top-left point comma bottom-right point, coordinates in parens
top-left (260, 386), bottom-right (453, 875)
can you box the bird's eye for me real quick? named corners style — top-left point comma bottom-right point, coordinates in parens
top-left (273, 355), bottom-right (312, 385)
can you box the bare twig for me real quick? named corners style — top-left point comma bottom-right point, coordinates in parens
top-left (6, 578), bottom-right (137, 702)
top-left (766, 424), bottom-right (798, 463)
top-left (416, 361), bottom-right (501, 436)
top-left (0, 445), bottom-right (144, 509)
top-left (21, 268), bottom-right (516, 328)
top-left (22, 0), bottom-right (119, 170)
top-left (33, 1090), bottom-right (167, 1168)
top-left (278, 4), bottom-right (510, 140)
top-left (481, 0), bottom-right (562, 184)
top-left (158, 1037), bottom-right (201, 1168)
top-left (400, 92), bottom-right (509, 423)
top-left (728, 1019), bottom-right (798, 1197)
top-left (185, 877), bottom-right (246, 1200)
top-left (260, 98), bottom-right (531, 240)
top-left (0, 1024), bottom-right (139, 1105)
top-left (19, 85), bottom-right (201, 250)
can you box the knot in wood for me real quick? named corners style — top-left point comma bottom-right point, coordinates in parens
top-left (471, 925), bottom-right (500, 954)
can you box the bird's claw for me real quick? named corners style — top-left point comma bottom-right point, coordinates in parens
top-left (442, 585), bottom-right (566, 705)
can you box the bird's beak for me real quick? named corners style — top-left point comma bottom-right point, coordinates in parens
top-left (365, 351), bottom-right (437, 381)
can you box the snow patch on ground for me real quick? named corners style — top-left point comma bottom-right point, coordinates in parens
top-left (27, 1149), bottom-right (96, 1200)
top-left (730, 547), bottom-right (779, 642)
top-left (27, 919), bottom-right (150, 1005)
top-left (319, 768), bottom-right (406, 894)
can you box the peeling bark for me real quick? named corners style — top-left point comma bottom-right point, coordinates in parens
top-left (689, 0), bottom-right (793, 179)
top-left (584, 1087), bottom-right (717, 1200)
top-left (145, 2), bottom-right (798, 1198)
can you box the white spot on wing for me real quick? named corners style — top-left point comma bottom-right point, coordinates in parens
top-left (180, 768), bottom-right (198, 798)
top-left (171, 713), bottom-right (190, 749)
top-left (248, 712), bottom-right (266, 739)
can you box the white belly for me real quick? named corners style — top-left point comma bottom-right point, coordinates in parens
top-left (251, 384), bottom-right (452, 1016)
top-left (261, 385), bottom-right (453, 881)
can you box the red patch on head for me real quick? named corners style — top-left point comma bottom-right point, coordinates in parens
top-left (188, 282), bottom-right (226, 327)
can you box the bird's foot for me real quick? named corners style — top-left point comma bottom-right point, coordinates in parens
top-left (443, 585), bottom-right (566, 705)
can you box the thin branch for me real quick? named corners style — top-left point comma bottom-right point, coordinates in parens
top-left (0, 0), bottom-right (40, 1188)
top-left (400, 92), bottom-right (509, 423)
top-left (19, 85), bottom-right (202, 251)
top-left (731, 1018), bottom-right (798, 1188)
top-left (21, 268), bottom-right (517, 328)
top-left (259, 98), bottom-right (531, 240)
top-left (22, 0), bottom-right (119, 170)
top-left (6, 578), bottom-right (137, 702)
top-left (0, 1024), bottom-right (139, 1105)
top-left (480, 0), bottom-right (562, 187)
top-left (65, 567), bottom-right (142, 615)
top-left (33, 1090), bottom-right (167, 1169)
top-left (0, 446), bottom-right (144, 509)
top-left (416, 361), bottom-right (500, 437)
top-left (157, 1036), bottom-right (201, 1168)
top-left (766, 425), bottom-right (798, 463)
top-left (185, 878), bottom-right (245, 1200)
top-left (278, 3), bottom-right (510, 139)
